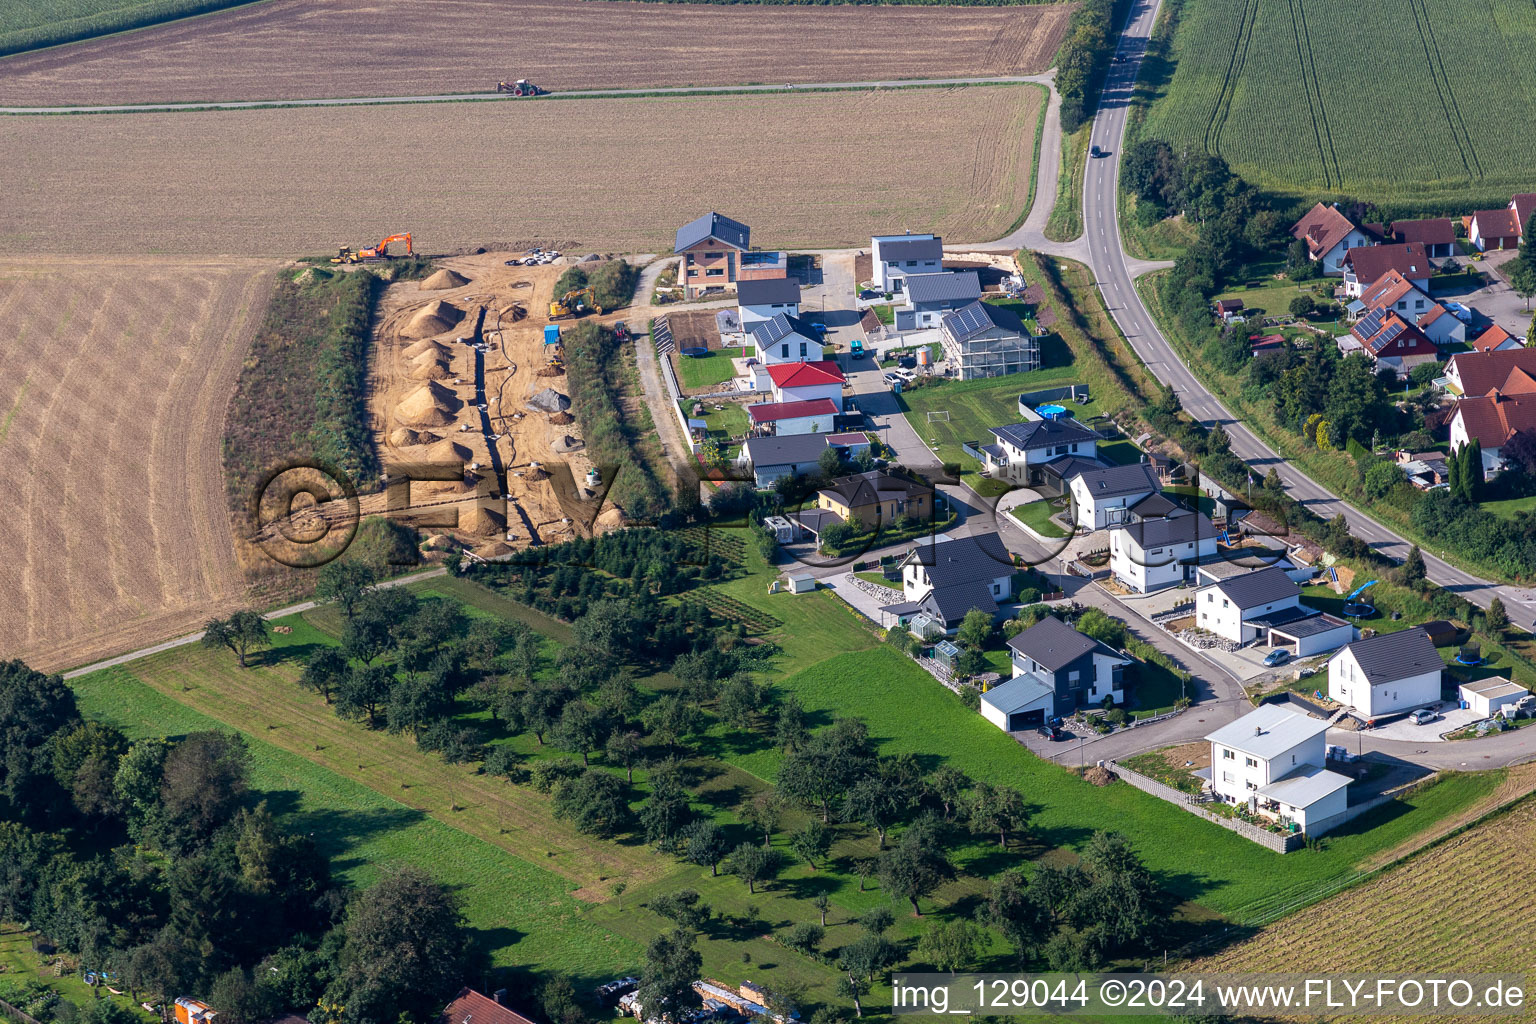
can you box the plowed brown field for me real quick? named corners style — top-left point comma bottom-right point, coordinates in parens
top-left (0, 257), bottom-right (275, 673)
top-left (0, 0), bottom-right (1072, 107)
top-left (1198, 777), bottom-right (1536, 1023)
top-left (1, 85), bottom-right (1044, 255)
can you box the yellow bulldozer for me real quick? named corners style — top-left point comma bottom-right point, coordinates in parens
top-left (549, 287), bottom-right (603, 320)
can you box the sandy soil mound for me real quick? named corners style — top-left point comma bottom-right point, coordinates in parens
top-left (476, 541), bottom-right (515, 558)
top-left (403, 337), bottom-right (453, 360)
top-left (1082, 765), bottom-right (1116, 787)
top-left (424, 438), bottom-right (473, 463)
top-left (464, 504), bottom-right (507, 536)
top-left (421, 268), bottom-right (470, 290)
top-left (553, 434), bottom-right (583, 453)
top-left (408, 357), bottom-right (452, 381)
top-left (547, 410), bottom-right (575, 425)
top-left (524, 463), bottom-right (550, 481)
top-left (388, 427), bottom-right (439, 448)
top-left (595, 507), bottom-right (629, 535)
top-left (401, 299), bottom-right (464, 339)
top-left (395, 381), bottom-right (461, 426)
top-left (527, 388), bottom-right (570, 413)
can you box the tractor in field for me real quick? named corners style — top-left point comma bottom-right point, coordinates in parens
top-left (497, 79), bottom-right (545, 97)
top-left (332, 233), bottom-right (412, 264)
top-left (549, 287), bottom-right (602, 319)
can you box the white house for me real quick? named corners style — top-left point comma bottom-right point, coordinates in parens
top-left (1415, 304), bottom-right (1466, 348)
top-left (1340, 243), bottom-right (1431, 299)
top-left (982, 614), bottom-right (1130, 729)
top-left (1068, 463), bottom-right (1160, 530)
top-left (1327, 627), bottom-right (1443, 720)
top-left (1291, 202), bottom-right (1378, 274)
top-left (895, 271), bottom-right (981, 331)
top-left (871, 233), bottom-right (943, 293)
top-left (749, 314), bottom-right (821, 365)
top-left (1205, 704), bottom-right (1351, 834)
top-left (980, 418), bottom-right (1100, 487)
top-left (738, 278), bottom-right (802, 325)
top-left (1109, 509), bottom-right (1217, 592)
top-left (767, 360), bottom-right (845, 410)
top-left (1459, 677), bottom-right (1530, 718)
top-left (1195, 566), bottom-right (1301, 644)
top-left (745, 398), bottom-right (839, 437)
top-left (882, 533), bottom-right (1015, 634)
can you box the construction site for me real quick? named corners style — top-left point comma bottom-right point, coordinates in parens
top-left (369, 252), bottom-right (633, 558)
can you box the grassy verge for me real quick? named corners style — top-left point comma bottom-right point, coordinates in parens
top-left (565, 321), bottom-right (671, 518)
top-left (0, 0), bottom-right (258, 57)
top-left (1011, 497), bottom-right (1069, 537)
top-left (222, 266), bottom-right (379, 512)
top-left (1044, 122), bottom-right (1090, 242)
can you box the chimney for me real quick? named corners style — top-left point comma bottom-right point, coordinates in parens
top-left (495, 989), bottom-right (510, 1006)
top-left (1254, 726), bottom-right (1263, 736)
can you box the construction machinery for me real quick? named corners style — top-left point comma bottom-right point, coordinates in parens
top-left (549, 287), bottom-right (603, 320)
top-left (332, 233), bottom-right (413, 264)
top-left (496, 79), bottom-right (545, 96)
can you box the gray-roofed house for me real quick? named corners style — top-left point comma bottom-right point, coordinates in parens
top-left (1109, 508), bottom-right (1218, 592)
top-left (739, 433), bottom-right (830, 488)
top-left (738, 278), bottom-right (803, 325)
top-left (871, 233), bottom-right (943, 293)
top-left (881, 533), bottom-right (1016, 633)
top-left (675, 212), bottom-right (752, 297)
top-left (1326, 627), bottom-right (1443, 720)
top-left (1195, 566), bottom-right (1304, 645)
top-left (982, 418), bottom-right (1101, 491)
top-left (1067, 462), bottom-right (1161, 530)
top-left (989, 615), bottom-right (1130, 727)
top-left (896, 271), bottom-right (982, 331)
top-left (1206, 704), bottom-right (1351, 835)
top-left (938, 301), bottom-right (1040, 380)
top-left (749, 313), bottom-right (822, 365)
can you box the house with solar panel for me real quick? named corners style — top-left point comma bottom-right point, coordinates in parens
top-left (673, 212), bottom-right (788, 298)
top-left (938, 301), bottom-right (1041, 380)
top-left (1339, 305), bottom-right (1439, 377)
top-left (895, 271), bottom-right (982, 330)
top-left (748, 313), bottom-right (822, 365)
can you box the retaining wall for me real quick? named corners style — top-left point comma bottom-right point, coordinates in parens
top-left (1109, 761), bottom-right (1304, 853)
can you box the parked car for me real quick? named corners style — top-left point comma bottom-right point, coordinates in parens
top-left (1262, 649), bottom-right (1291, 667)
top-left (806, 320), bottom-right (828, 335)
top-left (1410, 708), bottom-right (1440, 725)
top-left (881, 372), bottom-right (901, 386)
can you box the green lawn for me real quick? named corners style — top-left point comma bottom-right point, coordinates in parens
top-left (1483, 493), bottom-right (1536, 521)
top-left (1010, 497), bottom-right (1070, 538)
top-left (1044, 122), bottom-right (1090, 243)
top-left (682, 399), bottom-right (750, 446)
top-left (870, 303), bottom-right (896, 325)
top-left (70, 665), bottom-right (637, 981)
top-left (677, 350), bottom-right (742, 391)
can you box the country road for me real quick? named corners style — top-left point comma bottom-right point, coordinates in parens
top-left (0, 74), bottom-right (1044, 115)
top-left (1055, 0), bottom-right (1536, 633)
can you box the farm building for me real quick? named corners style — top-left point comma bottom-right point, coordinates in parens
top-left (738, 277), bottom-right (802, 325)
top-left (1390, 217), bottom-right (1456, 258)
top-left (1067, 462), bottom-right (1160, 530)
top-left (786, 572), bottom-right (817, 594)
top-left (1205, 704), bottom-right (1351, 835)
top-left (937, 301), bottom-right (1040, 380)
top-left (871, 232), bottom-right (943, 293)
top-left (1470, 208), bottom-right (1521, 251)
top-left (1001, 613), bottom-right (1129, 721)
top-left (1291, 202), bottom-right (1379, 274)
top-left (1327, 628), bottom-right (1442, 720)
top-left (1341, 242), bottom-right (1430, 298)
top-left (1459, 677), bottom-right (1530, 718)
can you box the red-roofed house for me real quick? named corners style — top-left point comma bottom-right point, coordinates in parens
top-left (1355, 268), bottom-right (1464, 346)
top-left (1511, 193), bottom-right (1536, 238)
top-left (1471, 323), bottom-right (1523, 354)
top-left (1470, 208), bottom-right (1521, 251)
top-left (1391, 218), bottom-right (1456, 258)
top-left (440, 988), bottom-right (538, 1024)
top-left (1449, 390), bottom-right (1536, 471)
top-left (1341, 243), bottom-right (1431, 298)
top-left (767, 360), bottom-right (846, 409)
top-left (1291, 202), bottom-right (1377, 274)
top-left (1445, 348), bottom-right (1536, 396)
top-left (1342, 309), bottom-right (1438, 376)
top-left (746, 397), bottom-right (839, 436)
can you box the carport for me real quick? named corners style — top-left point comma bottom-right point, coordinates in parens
top-left (980, 675), bottom-right (1055, 733)
top-left (1260, 609), bottom-right (1355, 657)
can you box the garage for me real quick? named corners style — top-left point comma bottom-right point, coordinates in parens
top-left (1460, 677), bottom-right (1530, 717)
top-left (1265, 610), bottom-right (1355, 657)
top-left (980, 675), bottom-right (1055, 733)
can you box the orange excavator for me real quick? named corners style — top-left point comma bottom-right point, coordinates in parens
top-left (332, 233), bottom-right (413, 264)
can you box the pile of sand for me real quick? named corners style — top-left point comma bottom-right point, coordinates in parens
top-left (594, 507), bottom-right (629, 535)
top-left (553, 434), bottom-right (583, 453)
top-left (401, 299), bottom-right (464, 339)
top-left (527, 388), bottom-right (571, 413)
top-left (463, 504), bottom-right (507, 536)
top-left (388, 427), bottom-right (439, 448)
top-left (408, 354), bottom-right (452, 381)
top-left (424, 438), bottom-right (473, 463)
top-left (477, 541), bottom-right (515, 558)
top-left (1082, 765), bottom-right (1116, 787)
top-left (403, 337), bottom-right (452, 360)
top-left (395, 381), bottom-right (461, 426)
top-left (547, 410), bottom-right (574, 425)
top-left (524, 463), bottom-right (550, 482)
top-left (421, 268), bottom-right (470, 290)
top-left (536, 365), bottom-right (565, 378)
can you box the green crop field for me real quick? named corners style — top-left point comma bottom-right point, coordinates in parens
top-left (1141, 0), bottom-right (1536, 204)
top-left (0, 0), bottom-right (256, 57)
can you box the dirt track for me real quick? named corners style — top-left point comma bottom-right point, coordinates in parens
top-left (0, 256), bottom-right (275, 673)
top-left (0, 85), bottom-right (1044, 255)
top-left (0, 0), bottom-right (1072, 106)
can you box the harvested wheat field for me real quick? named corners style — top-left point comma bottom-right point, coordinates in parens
top-left (1, 86), bottom-right (1044, 254)
top-left (0, 256), bottom-right (275, 672)
top-left (370, 253), bottom-right (623, 556)
top-left (1198, 772), bottom-right (1536, 1022)
top-left (0, 0), bottom-right (1072, 106)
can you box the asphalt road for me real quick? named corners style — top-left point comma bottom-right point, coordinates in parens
top-left (0, 75), bottom-right (1043, 115)
top-left (1079, 0), bottom-right (1536, 632)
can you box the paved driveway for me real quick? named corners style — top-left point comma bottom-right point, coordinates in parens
top-left (1438, 250), bottom-right (1532, 335)
top-left (1360, 705), bottom-right (1483, 743)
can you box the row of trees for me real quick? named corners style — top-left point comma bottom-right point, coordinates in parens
top-left (0, 659), bottom-right (472, 1024)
